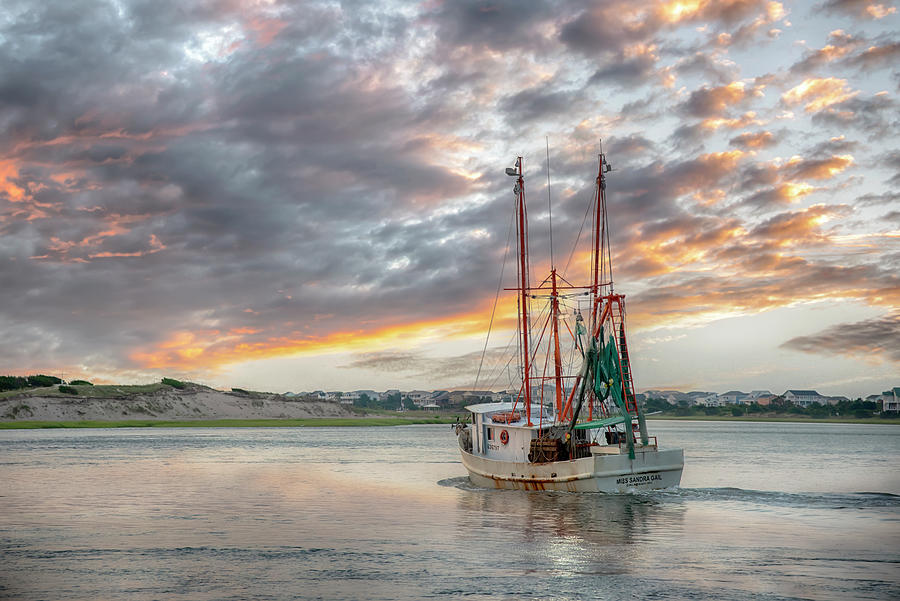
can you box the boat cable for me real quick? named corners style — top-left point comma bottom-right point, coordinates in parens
top-left (561, 179), bottom-right (597, 280)
top-left (478, 327), bottom-right (520, 392)
top-left (473, 209), bottom-right (516, 393)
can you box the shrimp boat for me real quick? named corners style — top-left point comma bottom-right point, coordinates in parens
top-left (456, 151), bottom-right (684, 492)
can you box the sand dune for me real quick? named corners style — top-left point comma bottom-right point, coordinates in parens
top-left (0, 384), bottom-right (356, 422)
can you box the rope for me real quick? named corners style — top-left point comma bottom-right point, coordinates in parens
top-left (473, 210), bottom-right (515, 392)
top-left (562, 182), bottom-right (596, 279)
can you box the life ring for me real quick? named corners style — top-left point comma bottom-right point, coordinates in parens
top-left (500, 429), bottom-right (509, 445)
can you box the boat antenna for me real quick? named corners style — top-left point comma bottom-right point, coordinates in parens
top-left (546, 136), bottom-right (554, 269)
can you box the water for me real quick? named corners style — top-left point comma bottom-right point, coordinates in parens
top-left (1, 421), bottom-right (898, 600)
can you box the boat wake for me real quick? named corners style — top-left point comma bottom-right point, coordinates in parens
top-left (439, 477), bottom-right (900, 509)
top-left (654, 487), bottom-right (900, 509)
top-left (437, 476), bottom-right (487, 491)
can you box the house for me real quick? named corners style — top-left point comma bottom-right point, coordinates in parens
top-left (406, 390), bottom-right (432, 406)
top-left (720, 391), bottom-right (750, 404)
top-left (783, 390), bottom-right (826, 407)
top-left (693, 393), bottom-right (721, 407)
top-left (312, 390), bottom-right (328, 400)
top-left (883, 388), bottom-right (900, 412)
top-left (749, 390), bottom-right (772, 400)
top-left (380, 389), bottom-right (401, 401)
top-left (447, 390), bottom-right (495, 406)
top-left (755, 395), bottom-right (777, 407)
top-left (430, 391), bottom-right (451, 406)
top-left (340, 391), bottom-right (359, 404)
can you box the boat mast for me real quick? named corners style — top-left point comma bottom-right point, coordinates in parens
top-left (551, 269), bottom-right (563, 419)
top-left (588, 147), bottom-right (650, 449)
top-left (509, 157), bottom-right (533, 426)
top-left (591, 156), bottom-right (603, 330)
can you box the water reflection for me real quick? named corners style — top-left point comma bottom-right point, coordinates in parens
top-left (452, 485), bottom-right (687, 578)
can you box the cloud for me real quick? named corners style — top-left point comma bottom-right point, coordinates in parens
top-left (729, 130), bottom-right (778, 149)
top-left (0, 0), bottom-right (896, 396)
top-left (782, 77), bottom-right (859, 112)
top-left (809, 92), bottom-right (898, 133)
top-left (818, 0), bottom-right (898, 19)
top-left (340, 347), bottom-right (511, 387)
top-left (784, 154), bottom-right (854, 180)
top-left (781, 313), bottom-right (900, 361)
top-left (679, 81), bottom-right (763, 118)
top-left (882, 150), bottom-right (900, 185)
top-left (425, 0), bottom-right (555, 53)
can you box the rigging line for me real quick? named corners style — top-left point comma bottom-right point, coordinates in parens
top-left (478, 329), bottom-right (520, 392)
top-left (546, 136), bottom-right (554, 269)
top-left (485, 354), bottom-right (518, 393)
top-left (562, 179), bottom-right (597, 280)
top-left (474, 209), bottom-right (516, 392)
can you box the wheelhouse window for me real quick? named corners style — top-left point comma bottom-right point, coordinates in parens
top-left (487, 428), bottom-right (494, 440)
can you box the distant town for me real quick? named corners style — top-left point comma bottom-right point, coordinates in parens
top-left (285, 386), bottom-right (900, 417)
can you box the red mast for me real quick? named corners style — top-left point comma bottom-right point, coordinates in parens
top-left (591, 158), bottom-right (603, 329)
top-left (510, 157), bottom-right (532, 426)
top-left (551, 269), bottom-right (563, 419)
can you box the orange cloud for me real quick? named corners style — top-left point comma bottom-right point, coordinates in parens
top-left (730, 130), bottom-right (776, 149)
top-left (87, 234), bottom-right (166, 259)
top-left (750, 204), bottom-right (844, 246)
top-left (0, 159), bottom-right (26, 201)
top-left (129, 297), bottom-right (516, 372)
top-left (785, 154), bottom-right (853, 180)
top-left (701, 111), bottom-right (763, 131)
top-left (782, 77), bottom-right (858, 112)
top-left (865, 3), bottom-right (897, 19)
top-left (657, 0), bottom-right (784, 25)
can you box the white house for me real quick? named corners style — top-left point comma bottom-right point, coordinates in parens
top-left (883, 388), bottom-right (900, 412)
top-left (720, 391), bottom-right (750, 404)
top-left (340, 391), bottom-right (360, 404)
top-left (783, 390), bottom-right (826, 407)
top-left (406, 390), bottom-right (432, 405)
top-left (693, 393), bottom-right (721, 407)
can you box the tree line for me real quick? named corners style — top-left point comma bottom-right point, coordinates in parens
top-left (0, 375), bottom-right (63, 391)
top-left (643, 396), bottom-right (886, 419)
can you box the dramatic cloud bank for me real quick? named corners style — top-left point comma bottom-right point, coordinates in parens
top-left (1, 0), bottom-right (897, 395)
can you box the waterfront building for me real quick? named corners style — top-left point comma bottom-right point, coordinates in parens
top-left (783, 390), bottom-right (826, 407)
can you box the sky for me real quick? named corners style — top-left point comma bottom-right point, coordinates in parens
top-left (1, 0), bottom-right (898, 398)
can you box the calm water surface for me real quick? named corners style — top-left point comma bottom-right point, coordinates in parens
top-left (1, 421), bottom-right (898, 600)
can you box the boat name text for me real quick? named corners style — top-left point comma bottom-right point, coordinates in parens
top-left (616, 473), bottom-right (663, 485)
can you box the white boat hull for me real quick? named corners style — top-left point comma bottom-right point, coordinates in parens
top-left (460, 446), bottom-right (684, 493)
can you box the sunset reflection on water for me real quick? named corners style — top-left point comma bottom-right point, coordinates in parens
top-left (1, 422), bottom-right (898, 600)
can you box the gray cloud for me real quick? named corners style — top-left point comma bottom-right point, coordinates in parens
top-left (0, 0), bottom-right (896, 388)
top-left (781, 314), bottom-right (900, 362)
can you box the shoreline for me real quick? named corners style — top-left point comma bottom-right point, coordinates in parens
top-left (0, 416), bottom-right (460, 429)
top-left (646, 415), bottom-right (900, 425)
top-left (1, 414), bottom-right (898, 429)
